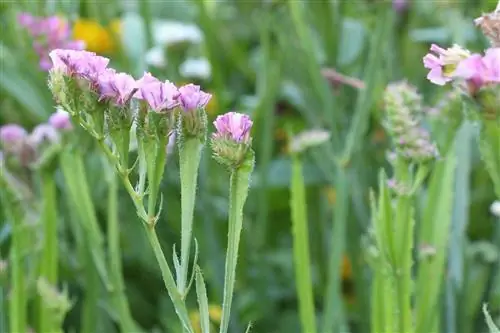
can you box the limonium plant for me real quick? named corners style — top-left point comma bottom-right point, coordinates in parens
top-left (369, 3), bottom-right (499, 333)
top-left (42, 47), bottom-right (254, 332)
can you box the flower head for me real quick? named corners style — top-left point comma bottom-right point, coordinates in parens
top-left (177, 84), bottom-right (212, 112)
top-left (211, 112), bottom-right (254, 169)
top-left (453, 48), bottom-right (500, 92)
top-left (138, 77), bottom-right (180, 112)
top-left (72, 18), bottom-right (121, 54)
top-left (213, 112), bottom-right (253, 144)
top-left (423, 44), bottom-right (471, 85)
top-left (0, 124), bottom-right (28, 145)
top-left (49, 109), bottom-right (73, 130)
top-left (18, 13), bottom-right (85, 71)
top-left (28, 124), bottom-right (60, 147)
top-left (383, 81), bottom-right (439, 162)
top-left (98, 71), bottom-right (137, 105)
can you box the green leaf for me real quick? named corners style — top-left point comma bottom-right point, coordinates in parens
top-left (195, 266), bottom-right (211, 333)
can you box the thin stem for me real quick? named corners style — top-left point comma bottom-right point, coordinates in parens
top-left (219, 164), bottom-right (253, 333)
top-left (178, 138), bottom-right (203, 296)
top-left (81, 245), bottom-right (100, 333)
top-left (394, 159), bottom-right (413, 333)
top-left (38, 170), bottom-right (58, 333)
top-left (142, 224), bottom-right (194, 333)
top-left (107, 170), bottom-right (136, 332)
top-left (322, 167), bottom-right (349, 333)
top-left (1, 175), bottom-right (27, 333)
top-left (290, 155), bottom-right (317, 333)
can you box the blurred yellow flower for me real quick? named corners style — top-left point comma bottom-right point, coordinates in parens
top-left (73, 18), bottom-right (121, 54)
top-left (189, 304), bottom-right (222, 333)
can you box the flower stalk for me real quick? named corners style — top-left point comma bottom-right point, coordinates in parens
top-left (290, 153), bottom-right (317, 333)
top-left (37, 169), bottom-right (59, 333)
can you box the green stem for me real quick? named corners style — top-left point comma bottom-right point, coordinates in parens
top-left (59, 149), bottom-right (110, 288)
top-left (1, 174), bottom-right (27, 333)
top-left (38, 170), bottom-right (59, 333)
top-left (81, 245), bottom-right (100, 333)
top-left (322, 167), bottom-right (349, 333)
top-left (178, 138), bottom-right (203, 296)
top-left (290, 155), bottom-right (317, 333)
top-left (143, 224), bottom-right (194, 333)
top-left (394, 159), bottom-right (413, 333)
top-left (219, 163), bottom-right (254, 333)
top-left (107, 170), bottom-right (137, 332)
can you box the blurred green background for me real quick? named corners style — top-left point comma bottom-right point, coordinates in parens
top-left (1, 0), bottom-right (499, 332)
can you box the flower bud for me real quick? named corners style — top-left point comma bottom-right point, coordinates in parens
top-left (384, 82), bottom-right (439, 163)
top-left (49, 109), bottom-right (73, 131)
top-left (176, 84), bottom-right (211, 141)
top-left (210, 112), bottom-right (254, 169)
top-left (289, 129), bottom-right (330, 154)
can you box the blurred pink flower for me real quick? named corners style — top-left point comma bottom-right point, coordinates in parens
top-left (18, 12), bottom-right (85, 71)
top-left (423, 44), bottom-right (471, 85)
top-left (49, 110), bottom-right (73, 130)
top-left (213, 112), bottom-right (253, 144)
top-left (454, 48), bottom-right (500, 91)
top-left (177, 84), bottom-right (212, 112)
top-left (0, 124), bottom-right (27, 144)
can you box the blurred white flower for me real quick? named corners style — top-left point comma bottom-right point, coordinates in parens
top-left (180, 57), bottom-right (211, 79)
top-left (145, 46), bottom-right (167, 68)
top-left (152, 20), bottom-right (203, 46)
top-left (491, 201), bottom-right (500, 217)
top-left (289, 129), bottom-right (331, 154)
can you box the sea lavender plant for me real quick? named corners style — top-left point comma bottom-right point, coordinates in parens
top-left (369, 81), bottom-right (453, 333)
top-left (46, 48), bottom-right (252, 333)
top-left (422, 3), bottom-right (500, 198)
top-left (210, 112), bottom-right (254, 333)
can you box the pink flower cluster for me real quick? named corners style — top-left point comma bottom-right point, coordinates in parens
top-left (423, 44), bottom-right (500, 92)
top-left (49, 49), bottom-right (212, 110)
top-left (0, 110), bottom-right (72, 165)
top-left (18, 13), bottom-right (85, 71)
top-left (212, 112), bottom-right (253, 144)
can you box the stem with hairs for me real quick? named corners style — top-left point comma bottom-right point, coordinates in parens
top-left (178, 137), bottom-right (203, 296)
top-left (219, 161), bottom-right (254, 333)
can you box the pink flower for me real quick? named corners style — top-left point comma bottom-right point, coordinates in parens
top-left (423, 44), bottom-right (471, 85)
top-left (28, 124), bottom-right (59, 147)
top-left (134, 72), bottom-right (162, 99)
top-left (454, 47), bottom-right (500, 91)
top-left (98, 72), bottom-right (137, 105)
top-left (18, 13), bottom-right (85, 71)
top-left (177, 84), bottom-right (212, 112)
top-left (49, 110), bottom-right (73, 130)
top-left (213, 112), bottom-right (253, 144)
top-left (49, 49), bottom-right (110, 84)
top-left (138, 78), bottom-right (180, 112)
top-left (0, 124), bottom-right (27, 144)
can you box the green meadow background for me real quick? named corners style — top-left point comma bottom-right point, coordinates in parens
top-left (1, 0), bottom-right (499, 332)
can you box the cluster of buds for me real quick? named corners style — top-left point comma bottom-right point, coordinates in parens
top-left (48, 49), bottom-right (212, 165)
top-left (210, 112), bottom-right (254, 170)
top-left (17, 13), bottom-right (85, 71)
top-left (0, 110), bottom-right (72, 169)
top-left (383, 81), bottom-right (439, 163)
